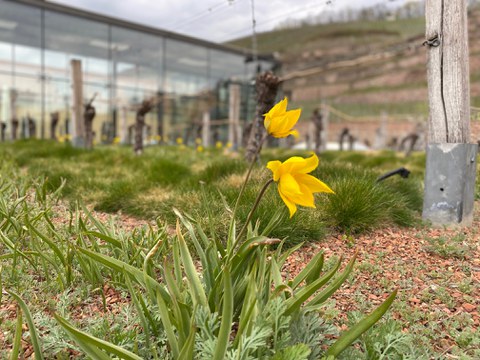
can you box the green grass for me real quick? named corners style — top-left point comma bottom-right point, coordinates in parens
top-left (0, 141), bottom-right (427, 241)
top-left (1, 141), bottom-right (479, 358)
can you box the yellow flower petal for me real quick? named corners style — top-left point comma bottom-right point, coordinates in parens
top-left (293, 174), bottom-right (334, 194)
top-left (267, 153), bottom-right (333, 217)
top-left (266, 160), bottom-right (282, 181)
top-left (277, 109), bottom-right (301, 133)
top-left (288, 183), bottom-right (315, 208)
top-left (263, 97), bottom-right (300, 138)
top-left (279, 173), bottom-right (302, 197)
top-left (278, 189), bottom-right (297, 218)
top-left (281, 154), bottom-right (318, 176)
top-left (264, 97), bottom-right (287, 118)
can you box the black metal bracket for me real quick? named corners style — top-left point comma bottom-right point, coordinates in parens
top-left (423, 35), bottom-right (440, 47)
top-left (376, 167), bottom-right (411, 182)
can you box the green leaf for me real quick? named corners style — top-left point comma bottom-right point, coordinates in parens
top-left (77, 247), bottom-right (170, 303)
top-left (124, 277), bottom-right (152, 350)
top-left (271, 343), bottom-right (311, 360)
top-left (10, 307), bottom-right (22, 360)
top-left (284, 257), bottom-right (342, 316)
top-left (213, 267), bottom-right (233, 360)
top-left (174, 209), bottom-right (216, 291)
top-left (7, 291), bottom-right (44, 360)
top-left (54, 314), bottom-right (142, 360)
top-left (84, 231), bottom-right (122, 249)
top-left (178, 312), bottom-right (196, 360)
top-left (154, 287), bottom-right (180, 359)
top-left (234, 269), bottom-right (258, 347)
top-left (306, 254), bottom-right (357, 308)
top-left (26, 219), bottom-right (66, 266)
top-left (326, 289), bottom-right (398, 357)
top-left (290, 251), bottom-right (324, 289)
top-left (176, 221), bottom-right (208, 308)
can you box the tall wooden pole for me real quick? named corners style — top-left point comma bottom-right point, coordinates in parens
top-left (425, 0), bottom-right (470, 143)
top-left (422, 0), bottom-right (477, 226)
top-left (71, 59), bottom-right (84, 147)
top-left (228, 83), bottom-right (241, 149)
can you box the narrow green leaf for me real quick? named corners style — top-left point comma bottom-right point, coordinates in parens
top-left (0, 231), bottom-right (38, 269)
top-left (277, 242), bottom-right (304, 267)
top-left (234, 268), bottom-right (258, 347)
top-left (7, 291), bottom-right (44, 360)
top-left (26, 219), bottom-right (66, 266)
top-left (163, 258), bottom-right (191, 343)
top-left (80, 202), bottom-right (108, 234)
top-left (124, 277), bottom-right (151, 350)
top-left (155, 288), bottom-right (180, 359)
top-left (176, 221), bottom-right (208, 308)
top-left (306, 254), bottom-right (357, 308)
top-left (260, 207), bottom-right (284, 237)
top-left (178, 312), bottom-right (196, 360)
top-left (174, 209), bottom-right (214, 290)
top-left (85, 231), bottom-right (122, 249)
top-left (326, 289), bottom-right (398, 357)
top-left (213, 268), bottom-right (233, 360)
top-left (283, 257), bottom-right (342, 316)
top-left (54, 314), bottom-right (142, 360)
top-left (10, 307), bottom-right (22, 360)
top-left (77, 247), bottom-right (170, 303)
top-left (290, 251), bottom-right (324, 290)
top-left (270, 258), bottom-right (286, 297)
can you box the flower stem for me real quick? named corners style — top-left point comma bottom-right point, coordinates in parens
top-left (237, 178), bottom-right (274, 241)
top-left (232, 133), bottom-right (268, 218)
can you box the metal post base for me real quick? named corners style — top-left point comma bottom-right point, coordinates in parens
top-left (422, 143), bottom-right (477, 226)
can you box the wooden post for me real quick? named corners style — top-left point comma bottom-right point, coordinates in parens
top-left (422, 0), bottom-right (477, 226)
top-left (120, 106), bottom-right (128, 144)
top-left (320, 101), bottom-right (329, 152)
top-left (228, 83), bottom-right (241, 149)
top-left (375, 112), bottom-right (388, 149)
top-left (202, 111), bottom-right (210, 147)
top-left (70, 59), bottom-right (84, 147)
top-left (10, 89), bottom-right (18, 141)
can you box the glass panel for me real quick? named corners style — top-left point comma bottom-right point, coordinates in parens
top-left (111, 27), bottom-right (162, 92)
top-left (0, 73), bottom-right (13, 138)
top-left (45, 79), bottom-right (69, 138)
top-left (164, 39), bottom-right (208, 139)
top-left (14, 76), bottom-right (42, 138)
top-left (165, 39), bottom-right (208, 95)
top-left (0, 1), bottom-right (41, 76)
top-left (44, 10), bottom-right (109, 82)
top-left (209, 49), bottom-right (246, 85)
top-left (0, 42), bottom-right (12, 73)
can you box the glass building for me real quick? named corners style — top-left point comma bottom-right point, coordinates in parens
top-left (0, 0), bottom-right (274, 143)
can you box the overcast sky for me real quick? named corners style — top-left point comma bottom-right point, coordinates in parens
top-left (49, 0), bottom-right (408, 43)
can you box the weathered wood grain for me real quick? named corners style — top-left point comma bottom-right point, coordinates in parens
top-left (426, 0), bottom-right (471, 143)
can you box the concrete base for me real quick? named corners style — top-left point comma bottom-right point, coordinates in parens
top-left (422, 143), bottom-right (478, 226)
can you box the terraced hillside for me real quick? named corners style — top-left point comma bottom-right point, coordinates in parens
top-left (229, 7), bottom-right (480, 129)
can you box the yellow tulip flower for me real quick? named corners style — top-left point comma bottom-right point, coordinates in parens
top-left (267, 153), bottom-right (333, 217)
top-left (264, 97), bottom-right (301, 138)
